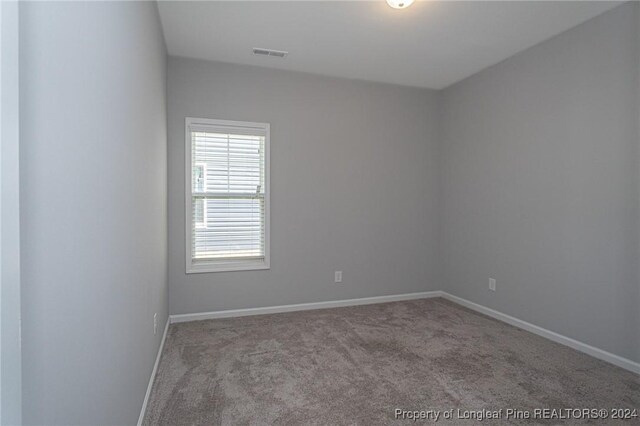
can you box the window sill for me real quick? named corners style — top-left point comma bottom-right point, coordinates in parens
top-left (186, 258), bottom-right (270, 274)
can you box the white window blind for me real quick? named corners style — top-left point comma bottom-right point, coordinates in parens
top-left (186, 118), bottom-right (270, 273)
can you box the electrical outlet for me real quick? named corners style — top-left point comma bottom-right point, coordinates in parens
top-left (153, 313), bottom-right (158, 335)
top-left (334, 271), bottom-right (343, 283)
top-left (489, 278), bottom-right (496, 291)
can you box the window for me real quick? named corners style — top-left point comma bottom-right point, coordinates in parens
top-left (185, 118), bottom-right (270, 273)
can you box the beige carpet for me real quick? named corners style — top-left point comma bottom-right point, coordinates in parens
top-left (143, 298), bottom-right (639, 425)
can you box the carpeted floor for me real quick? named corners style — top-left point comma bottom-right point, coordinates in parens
top-left (143, 298), bottom-right (639, 425)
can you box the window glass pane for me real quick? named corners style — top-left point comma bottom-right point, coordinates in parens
top-left (192, 132), bottom-right (264, 194)
top-left (194, 198), bottom-right (205, 229)
top-left (193, 164), bottom-right (205, 192)
top-left (191, 197), bottom-right (264, 259)
top-left (190, 126), bottom-right (266, 263)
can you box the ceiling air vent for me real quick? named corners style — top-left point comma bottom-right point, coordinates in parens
top-left (253, 48), bottom-right (288, 58)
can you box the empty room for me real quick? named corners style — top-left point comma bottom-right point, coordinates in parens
top-left (1, 0), bottom-right (639, 424)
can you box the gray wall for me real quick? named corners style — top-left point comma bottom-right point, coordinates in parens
top-left (1, 1), bottom-right (22, 424)
top-left (637, 1), bottom-right (640, 358)
top-left (440, 2), bottom-right (640, 363)
top-left (20, 2), bottom-right (168, 424)
top-left (168, 58), bottom-right (440, 315)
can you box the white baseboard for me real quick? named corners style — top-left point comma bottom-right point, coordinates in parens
top-left (169, 291), bottom-right (443, 323)
top-left (440, 292), bottom-right (640, 375)
top-left (137, 318), bottom-right (170, 426)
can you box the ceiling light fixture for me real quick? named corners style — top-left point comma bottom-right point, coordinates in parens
top-left (386, 0), bottom-right (415, 9)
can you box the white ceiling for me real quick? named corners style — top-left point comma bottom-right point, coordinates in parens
top-left (158, 1), bottom-right (621, 90)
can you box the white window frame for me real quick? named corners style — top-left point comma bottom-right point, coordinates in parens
top-left (185, 117), bottom-right (270, 273)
